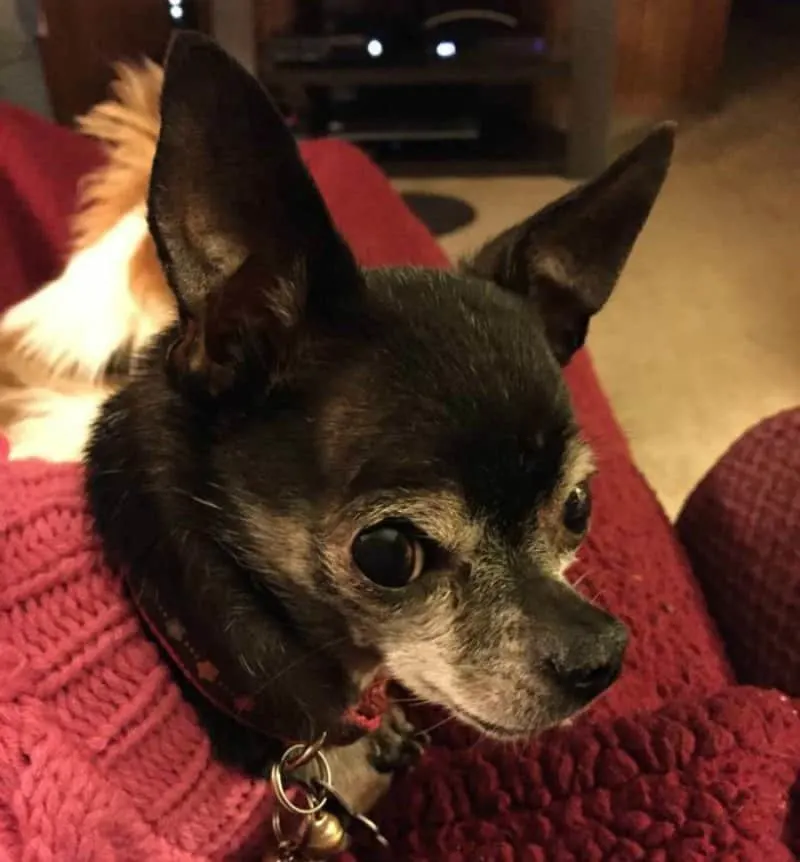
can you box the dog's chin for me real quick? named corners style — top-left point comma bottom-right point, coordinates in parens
top-left (450, 706), bottom-right (540, 740)
top-left (412, 680), bottom-right (576, 741)
top-left (449, 702), bottom-right (578, 741)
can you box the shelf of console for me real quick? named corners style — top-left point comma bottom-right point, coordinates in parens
top-left (258, 57), bottom-right (570, 88)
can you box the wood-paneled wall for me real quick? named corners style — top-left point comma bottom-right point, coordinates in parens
top-left (616, 0), bottom-right (732, 111)
top-left (544, 0), bottom-right (732, 117)
top-left (38, 0), bottom-right (172, 124)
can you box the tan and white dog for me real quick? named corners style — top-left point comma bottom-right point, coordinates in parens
top-left (0, 60), bottom-right (174, 461)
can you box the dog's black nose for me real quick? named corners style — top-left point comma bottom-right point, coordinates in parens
top-left (545, 617), bottom-right (628, 703)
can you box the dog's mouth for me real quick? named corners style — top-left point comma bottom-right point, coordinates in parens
top-left (417, 679), bottom-right (540, 740)
top-left (451, 706), bottom-right (533, 740)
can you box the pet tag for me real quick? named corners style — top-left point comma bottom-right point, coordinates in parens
top-left (300, 809), bottom-right (348, 859)
top-left (272, 795), bottom-right (349, 860)
top-left (269, 736), bottom-right (390, 860)
top-left (309, 778), bottom-right (390, 851)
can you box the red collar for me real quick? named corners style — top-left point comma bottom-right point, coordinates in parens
top-left (126, 570), bottom-right (388, 747)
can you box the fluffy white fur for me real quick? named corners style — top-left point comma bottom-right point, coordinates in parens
top-left (1, 208), bottom-right (157, 382)
top-left (3, 386), bottom-right (110, 463)
top-left (0, 208), bottom-right (171, 463)
top-left (0, 59), bottom-right (171, 463)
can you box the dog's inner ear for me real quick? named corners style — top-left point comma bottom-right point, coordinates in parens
top-left (148, 33), bottom-right (361, 395)
top-left (466, 125), bottom-right (675, 365)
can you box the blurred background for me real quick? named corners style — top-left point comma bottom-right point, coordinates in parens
top-left (0, 0), bottom-right (798, 516)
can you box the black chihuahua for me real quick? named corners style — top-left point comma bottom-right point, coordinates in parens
top-left (86, 32), bottom-right (673, 815)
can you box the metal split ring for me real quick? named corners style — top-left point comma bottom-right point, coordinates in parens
top-left (270, 735), bottom-right (331, 817)
top-left (284, 731), bottom-right (327, 772)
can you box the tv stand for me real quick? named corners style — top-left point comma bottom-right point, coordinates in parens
top-left (208, 0), bottom-right (615, 178)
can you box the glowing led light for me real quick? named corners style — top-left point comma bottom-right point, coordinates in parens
top-left (366, 39), bottom-right (383, 58)
top-left (436, 40), bottom-right (457, 59)
top-left (170, 5), bottom-right (183, 20)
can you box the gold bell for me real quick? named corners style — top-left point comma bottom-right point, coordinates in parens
top-left (302, 811), bottom-right (348, 859)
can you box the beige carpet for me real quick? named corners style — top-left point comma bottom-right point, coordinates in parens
top-left (393, 13), bottom-right (800, 519)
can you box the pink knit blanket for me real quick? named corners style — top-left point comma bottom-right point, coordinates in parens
top-left (0, 441), bottom-right (274, 860)
top-left (1, 441), bottom-right (799, 861)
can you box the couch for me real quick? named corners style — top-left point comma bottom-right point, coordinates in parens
top-left (0, 102), bottom-right (797, 861)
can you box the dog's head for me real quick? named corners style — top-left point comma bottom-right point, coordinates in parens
top-left (87, 33), bottom-right (673, 745)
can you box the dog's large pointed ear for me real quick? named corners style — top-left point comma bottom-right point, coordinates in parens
top-left (465, 125), bottom-right (675, 365)
top-left (148, 32), bottom-right (361, 395)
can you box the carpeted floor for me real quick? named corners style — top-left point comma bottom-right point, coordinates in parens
top-left (394, 7), bottom-right (800, 518)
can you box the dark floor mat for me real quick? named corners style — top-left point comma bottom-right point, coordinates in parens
top-left (400, 192), bottom-right (476, 237)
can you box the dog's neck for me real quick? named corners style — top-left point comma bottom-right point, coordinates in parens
top-left (129, 569), bottom-right (388, 752)
top-left (111, 517), bottom-right (387, 773)
top-left (123, 526), bottom-right (387, 743)
top-left (85, 383), bottom-right (384, 775)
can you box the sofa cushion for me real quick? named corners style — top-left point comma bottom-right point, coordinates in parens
top-left (678, 407), bottom-right (800, 696)
top-left (354, 687), bottom-right (800, 861)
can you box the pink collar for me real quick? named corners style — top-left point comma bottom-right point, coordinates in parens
top-left (127, 565), bottom-right (389, 748)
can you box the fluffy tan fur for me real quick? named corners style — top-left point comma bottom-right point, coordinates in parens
top-left (73, 59), bottom-right (162, 250)
top-left (73, 58), bottom-right (172, 317)
top-left (0, 59), bottom-right (172, 460)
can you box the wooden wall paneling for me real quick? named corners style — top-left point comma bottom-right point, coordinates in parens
top-left (681, 0), bottom-right (732, 108)
top-left (255, 0), bottom-right (295, 44)
top-left (638, 0), bottom-right (695, 112)
top-left (665, 0), bottom-right (699, 108)
top-left (635, 0), bottom-right (666, 110)
top-left (541, 0), bottom-right (732, 120)
top-left (536, 0), bottom-right (571, 130)
top-left (38, 0), bottom-right (171, 124)
top-left (615, 0), bottom-right (646, 110)
top-left (194, 0), bottom-right (214, 34)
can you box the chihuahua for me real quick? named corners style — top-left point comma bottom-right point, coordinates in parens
top-left (84, 33), bottom-right (674, 818)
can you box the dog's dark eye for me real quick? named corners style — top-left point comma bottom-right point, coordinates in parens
top-left (563, 481), bottom-right (592, 534)
top-left (352, 523), bottom-right (424, 589)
